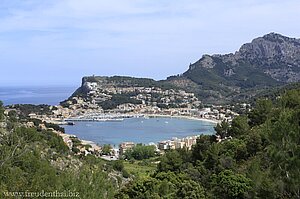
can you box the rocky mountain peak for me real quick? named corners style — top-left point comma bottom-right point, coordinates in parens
top-left (236, 32), bottom-right (300, 64)
top-left (186, 33), bottom-right (300, 83)
top-left (189, 54), bottom-right (216, 70)
top-left (263, 32), bottom-right (289, 41)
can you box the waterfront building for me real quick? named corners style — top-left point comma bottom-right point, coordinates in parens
top-left (119, 142), bottom-right (135, 156)
top-left (158, 141), bottom-right (170, 150)
top-left (175, 141), bottom-right (185, 149)
top-left (158, 135), bottom-right (200, 151)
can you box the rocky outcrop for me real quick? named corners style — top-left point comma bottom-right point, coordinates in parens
top-left (166, 33), bottom-right (300, 103)
top-left (186, 33), bottom-right (300, 83)
top-left (236, 33), bottom-right (300, 82)
top-left (237, 33), bottom-right (300, 63)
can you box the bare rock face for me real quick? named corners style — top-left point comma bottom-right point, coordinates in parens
top-left (186, 32), bottom-right (300, 83)
top-left (188, 54), bottom-right (218, 71)
top-left (194, 55), bottom-right (216, 69)
top-left (235, 33), bottom-right (300, 82)
top-left (224, 68), bottom-right (235, 77)
top-left (237, 33), bottom-right (300, 63)
top-left (166, 33), bottom-right (300, 103)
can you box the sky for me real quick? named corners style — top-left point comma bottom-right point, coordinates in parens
top-left (0, 0), bottom-right (300, 86)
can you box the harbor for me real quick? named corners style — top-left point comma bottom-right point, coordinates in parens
top-left (64, 113), bottom-right (144, 122)
top-left (62, 116), bottom-right (215, 147)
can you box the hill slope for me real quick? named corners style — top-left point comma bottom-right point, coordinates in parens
top-left (167, 33), bottom-right (300, 104)
top-left (69, 33), bottom-right (300, 105)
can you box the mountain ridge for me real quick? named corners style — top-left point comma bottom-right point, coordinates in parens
top-left (69, 32), bottom-right (300, 105)
top-left (166, 32), bottom-right (300, 103)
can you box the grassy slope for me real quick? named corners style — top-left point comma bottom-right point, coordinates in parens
top-left (123, 158), bottom-right (158, 179)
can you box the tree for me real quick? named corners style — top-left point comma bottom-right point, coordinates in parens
top-left (213, 170), bottom-right (252, 199)
top-left (102, 144), bottom-right (112, 155)
top-left (124, 144), bottom-right (156, 160)
top-left (203, 143), bottom-right (220, 172)
top-left (0, 101), bottom-right (4, 121)
top-left (214, 120), bottom-right (229, 139)
top-left (221, 138), bottom-right (248, 161)
top-left (8, 110), bottom-right (18, 123)
top-left (228, 115), bottom-right (250, 137)
top-left (281, 89), bottom-right (300, 109)
top-left (248, 99), bottom-right (273, 126)
top-left (118, 177), bottom-right (159, 199)
top-left (192, 135), bottom-right (213, 162)
top-left (265, 109), bottom-right (300, 197)
top-left (176, 180), bottom-right (206, 199)
top-left (245, 131), bottom-right (262, 156)
top-left (158, 150), bottom-right (183, 173)
top-left (112, 160), bottom-right (124, 172)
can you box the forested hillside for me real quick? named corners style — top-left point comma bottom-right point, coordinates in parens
top-left (0, 102), bottom-right (120, 198)
top-left (117, 87), bottom-right (300, 198)
top-left (1, 85), bottom-right (299, 198)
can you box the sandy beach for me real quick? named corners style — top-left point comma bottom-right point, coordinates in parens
top-left (143, 114), bottom-right (220, 124)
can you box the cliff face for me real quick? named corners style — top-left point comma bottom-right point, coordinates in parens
top-left (186, 33), bottom-right (300, 82)
top-left (167, 33), bottom-right (300, 103)
top-left (236, 33), bottom-right (300, 82)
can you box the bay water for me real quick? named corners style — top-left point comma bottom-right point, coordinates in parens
top-left (0, 86), bottom-right (216, 145)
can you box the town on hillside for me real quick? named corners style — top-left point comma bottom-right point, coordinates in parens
top-left (6, 81), bottom-right (248, 160)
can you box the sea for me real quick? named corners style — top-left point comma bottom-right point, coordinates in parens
top-left (0, 86), bottom-right (77, 105)
top-left (0, 86), bottom-right (216, 145)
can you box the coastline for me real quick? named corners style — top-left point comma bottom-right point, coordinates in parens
top-left (143, 114), bottom-right (220, 124)
top-left (59, 113), bottom-right (218, 151)
top-left (36, 109), bottom-right (220, 155)
top-left (62, 112), bottom-right (220, 125)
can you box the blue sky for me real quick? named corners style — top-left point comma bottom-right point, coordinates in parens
top-left (1, 0), bottom-right (300, 86)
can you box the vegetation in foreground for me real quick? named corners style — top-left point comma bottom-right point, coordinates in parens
top-left (123, 159), bottom-right (157, 179)
top-left (0, 102), bottom-right (120, 198)
top-left (0, 86), bottom-right (299, 198)
top-left (117, 88), bottom-right (300, 198)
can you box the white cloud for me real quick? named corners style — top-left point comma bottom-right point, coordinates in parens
top-left (0, 0), bottom-right (300, 85)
